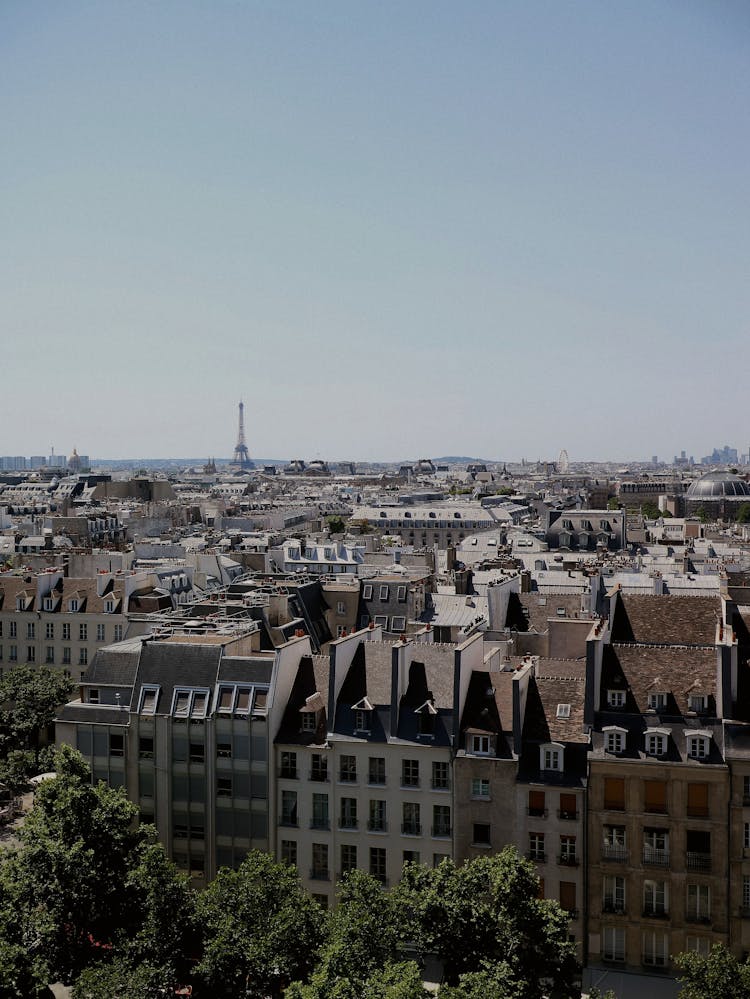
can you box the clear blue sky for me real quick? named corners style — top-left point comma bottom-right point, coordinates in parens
top-left (2, 1), bottom-right (748, 462)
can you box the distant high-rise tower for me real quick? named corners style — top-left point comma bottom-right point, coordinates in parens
top-left (231, 401), bottom-right (254, 468)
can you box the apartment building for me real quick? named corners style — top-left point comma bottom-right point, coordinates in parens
top-left (273, 631), bottom-right (483, 906)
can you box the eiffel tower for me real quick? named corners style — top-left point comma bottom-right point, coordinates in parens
top-left (231, 400), bottom-right (254, 468)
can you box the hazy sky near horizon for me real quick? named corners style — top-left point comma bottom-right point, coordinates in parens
top-left (2, 1), bottom-right (749, 463)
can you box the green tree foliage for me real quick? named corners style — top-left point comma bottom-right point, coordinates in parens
top-left (393, 850), bottom-right (578, 996)
top-left (72, 959), bottom-right (172, 999)
top-left (640, 501), bottom-right (661, 520)
top-left (736, 503), bottom-right (750, 524)
top-left (327, 515), bottom-right (346, 534)
top-left (0, 665), bottom-right (73, 765)
top-left (287, 870), bottom-right (421, 999)
top-left (0, 746), bottom-right (195, 990)
top-left (195, 851), bottom-right (325, 998)
top-left (675, 944), bottom-right (750, 999)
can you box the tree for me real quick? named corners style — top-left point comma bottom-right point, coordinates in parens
top-left (0, 745), bottom-right (195, 991)
top-left (0, 665), bottom-right (74, 766)
top-left (736, 503), bottom-right (750, 524)
top-left (195, 851), bottom-right (325, 998)
top-left (72, 959), bottom-right (172, 999)
top-left (327, 515), bottom-right (346, 535)
top-left (392, 851), bottom-right (578, 996)
top-left (287, 871), bottom-right (413, 999)
top-left (675, 944), bottom-right (750, 999)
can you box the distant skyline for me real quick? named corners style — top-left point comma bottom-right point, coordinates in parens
top-left (3, 2), bottom-right (749, 461)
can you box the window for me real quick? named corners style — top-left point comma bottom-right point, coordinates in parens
top-left (607, 689), bottom-right (625, 708)
top-left (643, 828), bottom-right (669, 866)
top-left (603, 825), bottom-right (626, 861)
top-left (529, 832), bottom-right (545, 861)
top-left (471, 777), bottom-right (490, 799)
top-left (370, 846), bottom-right (387, 883)
top-left (541, 745), bottom-right (563, 772)
top-left (217, 777), bottom-right (232, 798)
top-left (647, 692), bottom-right (666, 711)
top-left (402, 802), bottom-right (421, 835)
top-left (173, 690), bottom-right (191, 717)
top-left (281, 840), bottom-right (297, 867)
top-left (217, 740), bottom-right (232, 760)
top-left (433, 853), bottom-right (449, 868)
top-left (43, 598), bottom-right (54, 612)
top-left (26, 623), bottom-right (35, 640)
top-left (391, 616), bottom-right (406, 632)
top-left (559, 835), bottom-right (577, 864)
top-left (139, 686), bottom-right (160, 714)
top-left (603, 875), bottom-right (625, 913)
top-left (339, 755), bottom-right (357, 782)
top-left (280, 790), bottom-right (298, 826)
top-left (689, 694), bottom-right (708, 713)
top-left (605, 729), bottom-right (625, 754)
top-left (528, 789), bottom-right (546, 816)
top-left (432, 761), bottom-right (449, 790)
top-left (744, 775), bottom-right (750, 803)
top-left (432, 805), bottom-right (451, 838)
top-left (301, 711), bottom-right (317, 732)
top-left (109, 733), bottom-right (124, 757)
top-left (602, 926), bottom-right (625, 962)
top-left (340, 797), bottom-right (357, 829)
top-left (235, 688), bottom-right (251, 714)
top-left (96, 623), bottom-right (105, 641)
top-left (88, 688), bottom-right (99, 704)
top-left (310, 754), bottom-right (328, 782)
top-left (8, 646), bottom-right (17, 662)
top-left (138, 737), bottom-right (154, 760)
top-left (104, 600), bottom-right (115, 614)
top-left (559, 881), bottom-right (577, 915)
top-left (685, 936), bottom-right (711, 957)
top-left (743, 875), bottom-right (750, 912)
top-left (45, 622), bottom-right (54, 640)
top-left (62, 623), bottom-right (70, 641)
top-left (354, 709), bottom-right (372, 733)
top-left (687, 783), bottom-right (709, 817)
top-left (79, 623), bottom-right (87, 641)
top-left (78, 648), bottom-right (87, 665)
top-left (336, 601), bottom-right (346, 616)
top-left (362, 584), bottom-right (373, 600)
top-left (379, 585), bottom-right (389, 601)
top-left (470, 734), bottom-right (491, 755)
top-left (311, 793), bottom-right (329, 829)
top-left (687, 734), bottom-right (709, 760)
top-left (642, 930), bottom-right (668, 967)
top-left (311, 843), bottom-right (329, 880)
top-left (403, 850), bottom-right (420, 866)
top-left (556, 703), bottom-right (571, 719)
top-left (368, 799), bottom-right (386, 832)
top-left (397, 585), bottom-right (407, 602)
top-left (402, 759), bottom-right (419, 787)
top-left (341, 844), bottom-right (357, 874)
top-left (604, 778), bottom-right (625, 810)
top-left (113, 625), bottom-right (123, 641)
top-left (559, 793), bottom-right (577, 820)
top-left (9, 622), bottom-right (16, 639)
top-left (643, 880), bottom-right (668, 917)
top-left (645, 731), bottom-right (667, 756)
top-left (744, 822), bottom-right (750, 850)
top-left (473, 823), bottom-right (491, 846)
top-left (189, 742), bottom-right (205, 764)
top-left (69, 599), bottom-right (79, 612)
top-left (687, 883), bottom-right (710, 922)
top-left (644, 780), bottom-right (667, 814)
top-left (368, 757), bottom-right (385, 785)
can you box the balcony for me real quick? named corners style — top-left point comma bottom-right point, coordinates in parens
top-left (310, 817), bottom-right (330, 831)
top-left (643, 848), bottom-right (670, 867)
top-left (527, 807), bottom-right (548, 818)
top-left (558, 809), bottom-right (579, 821)
top-left (431, 825), bottom-right (452, 839)
top-left (338, 772), bottom-right (357, 784)
top-left (367, 819), bottom-right (388, 833)
top-left (310, 867), bottom-right (330, 881)
top-left (339, 816), bottom-right (358, 830)
top-left (558, 854), bottom-right (579, 867)
top-left (401, 822), bottom-right (422, 836)
top-left (686, 852), bottom-right (711, 873)
top-left (401, 779), bottom-right (420, 789)
top-left (602, 845), bottom-right (628, 863)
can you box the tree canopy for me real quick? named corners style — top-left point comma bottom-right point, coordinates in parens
top-left (0, 665), bottom-right (73, 765)
top-left (675, 944), bottom-right (750, 999)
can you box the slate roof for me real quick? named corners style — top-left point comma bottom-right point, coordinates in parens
top-left (274, 654), bottom-right (330, 745)
top-left (133, 642), bottom-right (223, 711)
top-left (56, 703), bottom-right (130, 726)
top-left (506, 593), bottom-right (586, 633)
top-left (84, 645), bottom-right (143, 687)
top-left (601, 645), bottom-right (717, 716)
top-left (610, 593), bottom-right (721, 646)
top-left (521, 675), bottom-right (588, 745)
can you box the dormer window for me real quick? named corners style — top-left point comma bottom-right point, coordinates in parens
top-left (541, 743), bottom-right (564, 772)
top-left (645, 730), bottom-right (669, 757)
top-left (604, 727), bottom-right (627, 755)
top-left (556, 703), bottom-right (571, 719)
top-left (559, 532), bottom-right (571, 547)
top-left (689, 694), bottom-right (708, 714)
top-left (471, 734), bottom-right (492, 755)
top-left (43, 597), bottom-right (54, 612)
top-left (687, 733), bottom-right (710, 760)
top-left (416, 700), bottom-right (437, 737)
top-left (562, 519), bottom-right (573, 530)
top-left (301, 711), bottom-right (317, 732)
top-left (397, 585), bottom-right (407, 602)
top-left (353, 697), bottom-right (373, 733)
top-left (69, 599), bottom-right (79, 612)
top-left (139, 685), bottom-right (160, 714)
top-left (608, 690), bottom-right (626, 708)
top-left (363, 584), bottom-right (373, 600)
top-left (379, 585), bottom-right (389, 601)
top-left (647, 692), bottom-right (667, 712)
top-left (104, 599), bottom-right (115, 614)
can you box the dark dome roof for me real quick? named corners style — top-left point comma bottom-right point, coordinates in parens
top-left (686, 470), bottom-right (750, 499)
